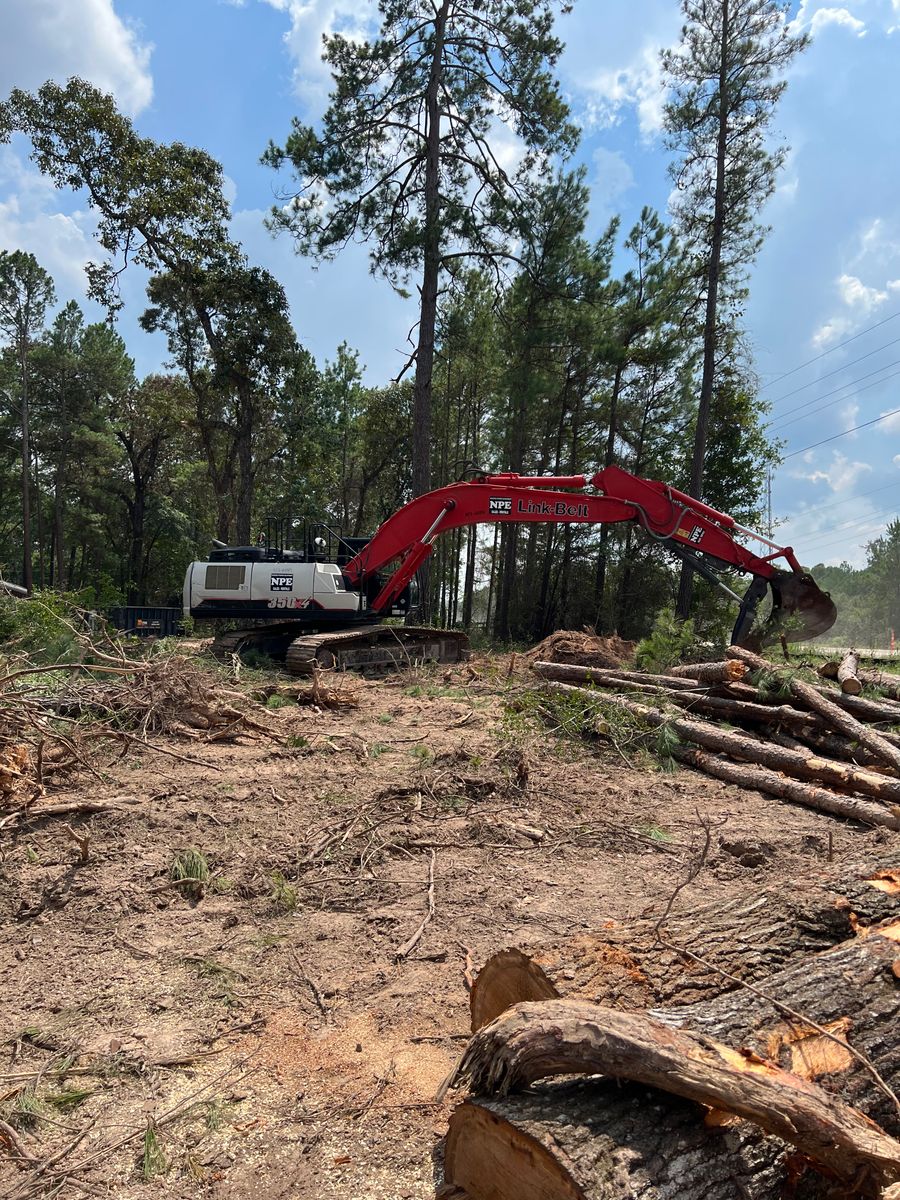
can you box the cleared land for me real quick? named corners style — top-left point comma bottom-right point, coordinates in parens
top-left (0, 650), bottom-right (893, 1199)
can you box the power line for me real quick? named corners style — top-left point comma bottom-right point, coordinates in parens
top-left (769, 334), bottom-right (900, 408)
top-left (780, 480), bottom-right (900, 529)
top-left (783, 404), bottom-right (900, 459)
top-left (800, 523), bottom-right (889, 560)
top-left (792, 501), bottom-right (900, 550)
top-left (760, 310), bottom-right (900, 392)
top-left (769, 362), bottom-right (900, 431)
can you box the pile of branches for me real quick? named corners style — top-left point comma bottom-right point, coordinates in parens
top-left (0, 647), bottom-right (269, 805)
top-left (533, 646), bottom-right (900, 831)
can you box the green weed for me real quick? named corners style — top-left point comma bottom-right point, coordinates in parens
top-left (269, 870), bottom-right (299, 913)
top-left (45, 1087), bottom-right (94, 1111)
top-left (169, 848), bottom-right (210, 899)
top-left (410, 744), bottom-right (433, 766)
top-left (265, 693), bottom-right (292, 709)
top-left (141, 1121), bottom-right (167, 1180)
top-left (635, 608), bottom-right (697, 673)
top-left (377, 712), bottom-right (394, 725)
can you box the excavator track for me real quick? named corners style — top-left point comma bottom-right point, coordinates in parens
top-left (285, 626), bottom-right (471, 676)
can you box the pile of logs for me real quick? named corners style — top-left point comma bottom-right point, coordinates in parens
top-left (437, 858), bottom-right (900, 1199)
top-left (533, 645), bottom-right (900, 832)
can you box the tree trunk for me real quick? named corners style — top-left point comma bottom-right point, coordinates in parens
top-left (559, 684), bottom-right (900, 807)
top-left (443, 922), bottom-right (900, 1199)
top-left (235, 384), bottom-right (255, 546)
top-left (470, 859), bottom-right (900, 1027)
top-left (19, 344), bottom-right (32, 594)
top-left (676, 0), bottom-right (730, 620)
top-left (672, 744), bottom-right (900, 831)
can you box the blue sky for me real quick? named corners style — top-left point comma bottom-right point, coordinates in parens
top-left (1, 0), bottom-right (898, 568)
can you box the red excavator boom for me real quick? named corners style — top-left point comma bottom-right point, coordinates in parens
top-left (343, 465), bottom-right (835, 649)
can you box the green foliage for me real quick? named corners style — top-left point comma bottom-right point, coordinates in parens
top-left (269, 870), bottom-right (298, 913)
top-left (635, 608), bottom-right (697, 672)
top-left (168, 848), bottom-right (210, 899)
top-left (0, 591), bottom-right (90, 660)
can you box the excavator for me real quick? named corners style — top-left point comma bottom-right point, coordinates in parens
top-left (182, 464), bottom-right (836, 675)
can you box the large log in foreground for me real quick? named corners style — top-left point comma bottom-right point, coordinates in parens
top-left (446, 999), bottom-right (900, 1194)
top-left (443, 924), bottom-right (900, 1200)
top-left (469, 859), bottom-right (900, 1027)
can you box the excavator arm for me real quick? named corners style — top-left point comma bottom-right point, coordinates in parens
top-left (342, 465), bottom-right (836, 649)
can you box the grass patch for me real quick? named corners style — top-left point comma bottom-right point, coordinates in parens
top-left (409, 743), bottom-right (434, 766)
top-left (169, 848), bottom-right (210, 900)
top-left (376, 712), bottom-right (394, 725)
top-left (141, 1121), bottom-right (167, 1180)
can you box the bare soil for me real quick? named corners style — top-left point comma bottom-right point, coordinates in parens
top-left (0, 651), bottom-right (891, 1199)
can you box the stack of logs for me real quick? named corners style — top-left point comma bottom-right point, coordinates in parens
top-left (437, 859), bottom-right (900, 1200)
top-left (532, 645), bottom-right (900, 832)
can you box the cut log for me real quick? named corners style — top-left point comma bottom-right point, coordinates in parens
top-left (443, 923), bottom-right (900, 1200)
top-left (531, 661), bottom-right (703, 690)
top-left (727, 645), bottom-right (900, 724)
top-left (790, 677), bottom-right (900, 774)
top-left (446, 999), bottom-right (900, 1194)
top-left (817, 655), bottom-right (892, 698)
top-left (546, 682), bottom-right (900, 809)
top-left (768, 726), bottom-right (895, 772)
top-left (468, 859), bottom-right (900, 1026)
top-left (672, 745), bottom-right (900, 830)
top-left (667, 660), bottom-right (748, 683)
top-left (838, 650), bottom-right (862, 695)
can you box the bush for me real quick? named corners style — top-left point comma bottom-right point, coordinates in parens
top-left (635, 608), bottom-right (697, 673)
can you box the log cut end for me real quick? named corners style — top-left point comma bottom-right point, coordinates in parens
top-left (470, 948), bottom-right (560, 1031)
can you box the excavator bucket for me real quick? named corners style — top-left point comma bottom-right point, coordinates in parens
top-left (732, 568), bottom-right (837, 652)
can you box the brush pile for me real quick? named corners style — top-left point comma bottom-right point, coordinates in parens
top-left (534, 644), bottom-right (900, 831)
top-left (526, 629), bottom-right (635, 669)
top-left (0, 648), bottom-right (269, 803)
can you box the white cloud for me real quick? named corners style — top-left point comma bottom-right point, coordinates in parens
top-left (800, 450), bottom-right (871, 491)
top-left (840, 400), bottom-right (860, 435)
top-left (581, 46), bottom-right (668, 138)
top-left (880, 408), bottom-right (900, 431)
top-left (259, 0), bottom-right (378, 104)
top-left (0, 148), bottom-right (98, 294)
top-left (809, 7), bottom-right (867, 36)
top-left (894, 453), bottom-right (900, 467)
top-left (0, 0), bottom-right (153, 116)
top-left (837, 272), bottom-right (888, 309)
top-left (591, 147), bottom-right (635, 219)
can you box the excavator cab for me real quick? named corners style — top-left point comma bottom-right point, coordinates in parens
top-left (732, 568), bottom-right (836, 652)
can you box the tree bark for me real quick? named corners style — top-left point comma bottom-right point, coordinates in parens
top-left (672, 745), bottom-right (900, 831)
top-left (444, 922), bottom-right (900, 1200)
top-left (448, 999), bottom-right (900, 1195)
top-left (19, 343), bottom-right (33, 594)
top-left (469, 859), bottom-right (900, 1027)
top-left (667, 660), bottom-right (747, 683)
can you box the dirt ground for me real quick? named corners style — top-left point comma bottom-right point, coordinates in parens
top-left (0, 650), bottom-right (891, 1200)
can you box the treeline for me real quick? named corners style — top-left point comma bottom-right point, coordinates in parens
top-left (0, 0), bottom-right (809, 642)
top-left (0, 189), bottom-right (772, 639)
top-left (810, 524), bottom-right (900, 650)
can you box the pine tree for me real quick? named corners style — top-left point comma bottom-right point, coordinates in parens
top-left (662, 0), bottom-right (808, 616)
top-left (263, 0), bottom-right (577, 512)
